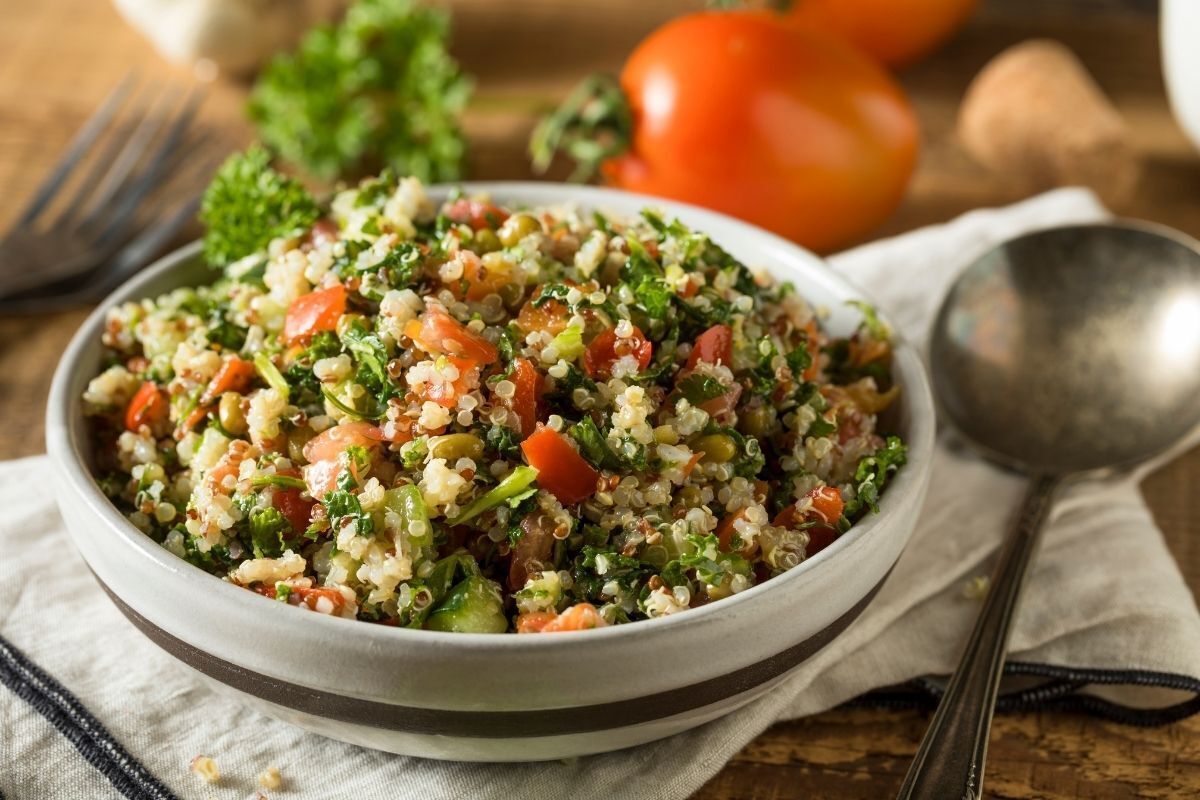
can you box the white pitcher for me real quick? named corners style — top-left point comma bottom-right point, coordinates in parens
top-left (1163, 0), bottom-right (1200, 152)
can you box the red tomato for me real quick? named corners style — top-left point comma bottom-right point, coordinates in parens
top-left (303, 421), bottom-right (383, 463)
top-left (199, 356), bottom-right (257, 406)
top-left (420, 356), bottom-right (480, 409)
top-left (785, 0), bottom-right (977, 68)
top-left (283, 284), bottom-right (346, 345)
top-left (806, 485), bottom-right (845, 524)
top-left (520, 427), bottom-right (599, 505)
top-left (517, 603), bottom-right (605, 633)
top-left (443, 198), bottom-right (510, 231)
top-left (699, 382), bottom-right (742, 418)
top-left (716, 507), bottom-right (751, 553)
top-left (405, 307), bottom-right (499, 365)
top-left (773, 485), bottom-right (845, 556)
top-left (515, 297), bottom-right (569, 336)
top-left (504, 358), bottom-right (542, 438)
top-left (273, 473), bottom-right (316, 534)
top-left (801, 320), bottom-right (821, 381)
top-left (125, 381), bottom-right (167, 432)
top-left (583, 326), bottom-right (653, 380)
top-left (602, 12), bottom-right (918, 253)
top-left (686, 324), bottom-right (733, 370)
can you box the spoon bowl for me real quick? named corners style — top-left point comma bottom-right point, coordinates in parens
top-left (899, 221), bottom-right (1200, 800)
top-left (931, 221), bottom-right (1200, 475)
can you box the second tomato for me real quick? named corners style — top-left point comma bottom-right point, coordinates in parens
top-left (602, 12), bottom-right (919, 253)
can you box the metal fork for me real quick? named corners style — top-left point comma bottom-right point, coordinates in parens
top-left (0, 74), bottom-right (215, 312)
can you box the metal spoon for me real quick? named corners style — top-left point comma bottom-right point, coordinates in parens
top-left (897, 221), bottom-right (1200, 799)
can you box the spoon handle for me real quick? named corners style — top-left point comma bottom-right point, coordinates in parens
top-left (896, 474), bottom-right (1060, 800)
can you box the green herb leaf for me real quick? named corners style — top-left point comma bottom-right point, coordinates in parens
top-left (568, 416), bottom-right (621, 470)
top-left (324, 489), bottom-right (374, 536)
top-left (843, 436), bottom-right (907, 518)
top-left (249, 0), bottom-right (472, 182)
top-left (200, 146), bottom-right (319, 268)
top-left (248, 506), bottom-right (291, 558)
top-left (677, 373), bottom-right (728, 405)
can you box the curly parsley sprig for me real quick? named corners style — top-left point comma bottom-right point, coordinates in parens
top-left (249, 0), bottom-right (472, 183)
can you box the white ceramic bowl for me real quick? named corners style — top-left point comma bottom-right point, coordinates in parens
top-left (46, 183), bottom-right (934, 762)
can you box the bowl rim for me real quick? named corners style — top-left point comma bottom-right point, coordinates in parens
top-left (47, 180), bottom-right (936, 651)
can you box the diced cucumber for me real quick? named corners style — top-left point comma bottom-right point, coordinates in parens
top-left (424, 576), bottom-right (508, 633)
top-left (384, 484), bottom-right (432, 546)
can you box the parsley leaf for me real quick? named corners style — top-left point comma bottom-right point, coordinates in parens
top-left (324, 489), bottom-right (375, 536)
top-left (676, 373), bottom-right (728, 405)
top-left (199, 146), bottom-right (319, 268)
top-left (249, 0), bottom-right (472, 183)
top-left (247, 506), bottom-right (291, 559)
top-left (568, 416), bottom-right (621, 470)
top-left (842, 436), bottom-right (907, 519)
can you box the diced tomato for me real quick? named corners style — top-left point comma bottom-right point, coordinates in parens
top-left (699, 381), bottom-right (742, 417)
top-left (274, 486), bottom-right (315, 534)
top-left (420, 356), bottom-right (480, 408)
top-left (515, 611), bottom-right (558, 633)
top-left (504, 358), bottom-right (541, 438)
top-left (124, 381), bottom-right (167, 432)
top-left (772, 485), bottom-right (845, 557)
top-left (520, 426), bottom-right (599, 505)
top-left (515, 296), bottom-right (569, 336)
top-left (289, 585), bottom-right (349, 615)
top-left (380, 415), bottom-right (416, 445)
top-left (303, 459), bottom-right (342, 500)
top-left (174, 405), bottom-right (209, 441)
top-left (404, 307), bottom-right (499, 365)
top-left (716, 508), bottom-right (749, 552)
top-left (583, 326), bottom-right (653, 380)
top-left (199, 356), bottom-right (257, 406)
top-left (686, 323), bottom-right (733, 370)
top-left (517, 603), bottom-right (606, 633)
top-left (801, 320), bottom-right (821, 381)
top-left (449, 250), bottom-right (512, 301)
top-left (807, 485), bottom-right (845, 525)
top-left (283, 284), bottom-right (346, 345)
top-left (443, 198), bottom-right (510, 231)
top-left (303, 421), bottom-right (383, 463)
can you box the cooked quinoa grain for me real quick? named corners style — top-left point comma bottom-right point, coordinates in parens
top-left (189, 756), bottom-right (220, 784)
top-left (258, 766), bottom-right (282, 790)
top-left (85, 171), bottom-right (906, 634)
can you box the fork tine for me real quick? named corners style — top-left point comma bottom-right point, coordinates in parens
top-left (0, 154), bottom-right (217, 315)
top-left (55, 93), bottom-right (148, 228)
top-left (15, 72), bottom-right (136, 227)
top-left (92, 88), bottom-right (206, 245)
top-left (72, 83), bottom-right (178, 228)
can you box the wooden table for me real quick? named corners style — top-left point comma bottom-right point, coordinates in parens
top-left (2, 0), bottom-right (1197, 796)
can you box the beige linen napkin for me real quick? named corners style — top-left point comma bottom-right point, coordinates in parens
top-left (3, 188), bottom-right (1198, 800)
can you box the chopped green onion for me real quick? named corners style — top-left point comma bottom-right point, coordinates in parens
top-left (254, 351), bottom-right (290, 401)
top-left (448, 466), bottom-right (539, 526)
top-left (321, 387), bottom-right (383, 421)
top-left (250, 474), bottom-right (307, 490)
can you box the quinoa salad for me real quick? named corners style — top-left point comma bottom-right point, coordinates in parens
top-left (83, 153), bottom-right (906, 634)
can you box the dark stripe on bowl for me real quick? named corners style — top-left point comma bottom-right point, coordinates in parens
top-left (95, 572), bottom-right (887, 739)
